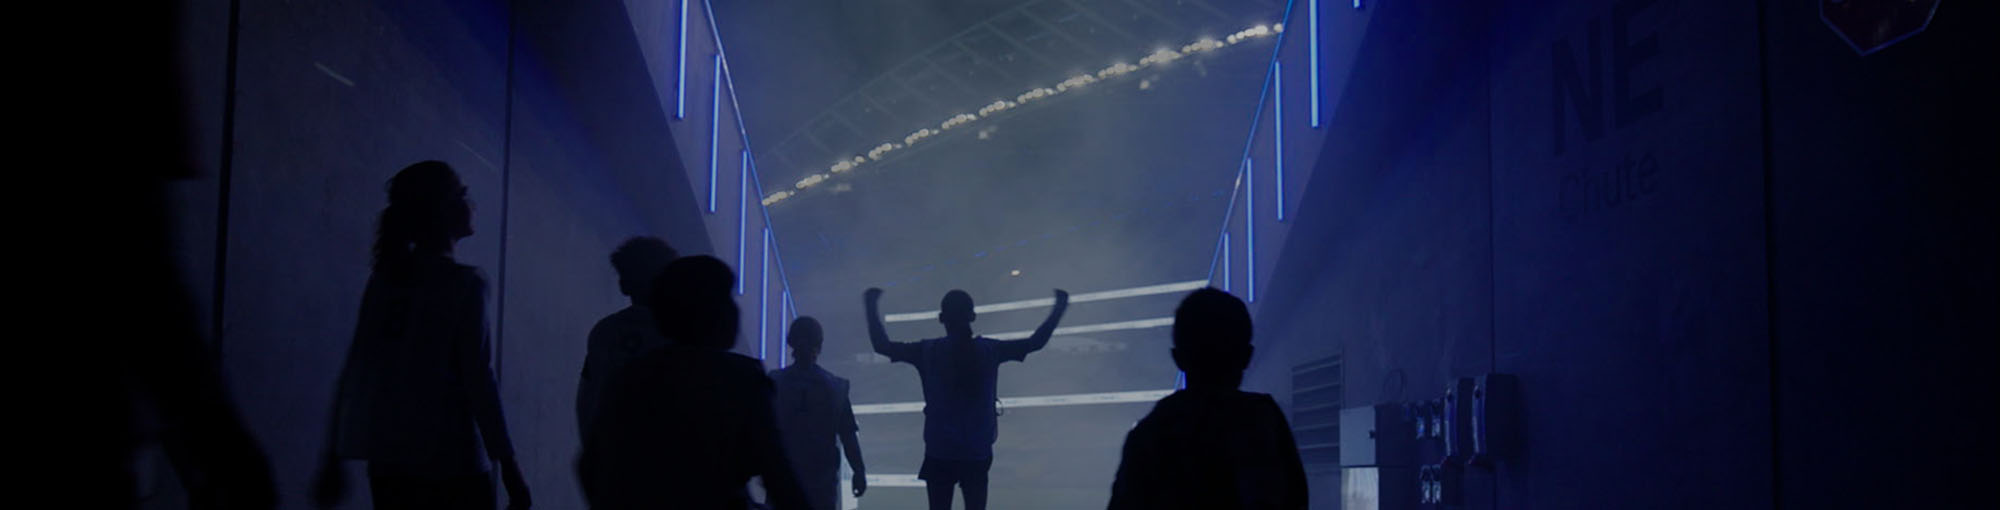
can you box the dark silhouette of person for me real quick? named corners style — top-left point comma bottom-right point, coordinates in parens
top-left (70, 3), bottom-right (276, 506)
top-left (579, 255), bottom-right (810, 510)
top-left (770, 316), bottom-right (869, 510)
top-left (1106, 288), bottom-right (1307, 510)
top-left (577, 236), bottom-right (678, 437)
top-left (312, 162), bottom-right (531, 510)
top-left (864, 287), bottom-right (1069, 510)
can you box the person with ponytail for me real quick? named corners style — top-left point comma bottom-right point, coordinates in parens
top-left (864, 287), bottom-right (1068, 510)
top-left (313, 161), bottom-right (531, 509)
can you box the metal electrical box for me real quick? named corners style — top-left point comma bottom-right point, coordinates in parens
top-left (1471, 373), bottom-right (1519, 465)
top-left (1342, 466), bottom-right (1418, 510)
top-left (1341, 404), bottom-right (1419, 510)
top-left (1442, 378), bottom-right (1474, 462)
top-left (1340, 404), bottom-right (1416, 468)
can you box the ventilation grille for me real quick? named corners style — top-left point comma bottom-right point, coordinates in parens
top-left (1291, 354), bottom-right (1342, 471)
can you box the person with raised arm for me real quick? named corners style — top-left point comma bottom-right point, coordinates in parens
top-left (863, 287), bottom-right (1068, 510)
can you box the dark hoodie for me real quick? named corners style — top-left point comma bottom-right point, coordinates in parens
top-left (1107, 389), bottom-right (1309, 510)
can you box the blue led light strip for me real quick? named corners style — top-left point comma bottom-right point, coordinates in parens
top-left (676, 0), bottom-right (688, 119)
top-left (737, 148), bottom-right (748, 295)
top-left (1246, 157), bottom-right (1255, 303)
top-left (690, 0), bottom-right (805, 368)
top-left (760, 227), bottom-right (770, 360)
top-left (745, 155), bottom-right (798, 318)
top-left (703, 0), bottom-right (797, 312)
top-left (1310, 0), bottom-right (1320, 128)
top-left (1204, 0), bottom-right (1297, 288)
top-left (739, 147), bottom-right (801, 360)
top-left (1276, 60), bottom-right (1286, 222)
top-left (1190, 0), bottom-right (1300, 393)
top-left (707, 54), bottom-right (721, 213)
top-left (1222, 231), bottom-right (1233, 292)
top-left (780, 289), bottom-right (791, 367)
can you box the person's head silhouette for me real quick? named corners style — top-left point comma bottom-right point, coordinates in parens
top-left (939, 289), bottom-right (976, 337)
top-left (611, 237), bottom-right (677, 305)
top-left (650, 255), bottom-right (738, 350)
top-left (1171, 288), bottom-right (1254, 389)
top-left (374, 161), bottom-right (473, 273)
top-left (787, 316), bottom-right (824, 366)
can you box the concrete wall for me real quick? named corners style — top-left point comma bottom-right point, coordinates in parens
top-left (1250, 0), bottom-right (1500, 506)
top-left (166, 1), bottom-right (762, 508)
top-left (1249, 0), bottom-right (1995, 508)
